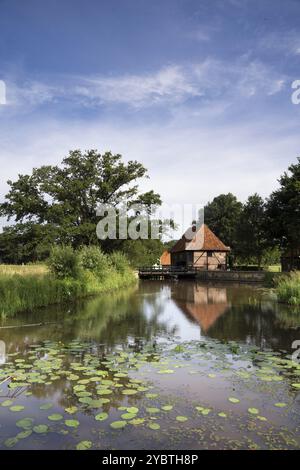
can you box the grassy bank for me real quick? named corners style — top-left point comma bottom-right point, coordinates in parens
top-left (0, 247), bottom-right (136, 317)
top-left (275, 271), bottom-right (300, 305)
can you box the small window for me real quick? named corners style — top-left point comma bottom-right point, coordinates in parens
top-left (207, 252), bottom-right (213, 257)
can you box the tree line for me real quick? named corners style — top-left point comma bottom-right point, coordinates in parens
top-left (0, 150), bottom-right (299, 267)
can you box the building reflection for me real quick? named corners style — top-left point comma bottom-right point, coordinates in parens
top-left (171, 282), bottom-right (230, 332)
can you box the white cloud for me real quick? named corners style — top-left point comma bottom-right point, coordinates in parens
top-left (3, 58), bottom-right (286, 111)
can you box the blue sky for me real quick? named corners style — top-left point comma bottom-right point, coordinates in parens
top-left (0, 0), bottom-right (300, 226)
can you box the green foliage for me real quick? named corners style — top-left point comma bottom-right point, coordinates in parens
top-left (0, 262), bottom-right (136, 317)
top-left (236, 194), bottom-right (268, 266)
top-left (0, 274), bottom-right (87, 316)
top-left (0, 150), bottom-right (161, 260)
top-left (79, 245), bottom-right (111, 278)
top-left (122, 239), bottom-right (164, 267)
top-left (275, 271), bottom-right (300, 305)
top-left (109, 251), bottom-right (129, 274)
top-left (266, 157), bottom-right (300, 256)
top-left (204, 193), bottom-right (242, 264)
top-left (48, 245), bottom-right (82, 279)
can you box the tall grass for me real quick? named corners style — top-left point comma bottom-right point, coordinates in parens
top-left (275, 271), bottom-right (300, 305)
top-left (0, 264), bottom-right (48, 276)
top-left (0, 247), bottom-right (136, 317)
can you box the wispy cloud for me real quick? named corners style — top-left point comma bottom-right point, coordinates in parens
top-left (4, 58), bottom-right (287, 112)
top-left (259, 30), bottom-right (300, 56)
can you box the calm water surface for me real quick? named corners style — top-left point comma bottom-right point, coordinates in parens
top-left (0, 281), bottom-right (300, 450)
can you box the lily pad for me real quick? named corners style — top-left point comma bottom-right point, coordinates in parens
top-left (65, 406), bottom-right (78, 414)
top-left (4, 437), bottom-right (18, 448)
top-left (95, 412), bottom-right (108, 421)
top-left (148, 422), bottom-right (160, 430)
top-left (9, 405), bottom-right (25, 412)
top-left (228, 397), bottom-right (240, 404)
top-left (129, 418), bottom-right (145, 425)
top-left (48, 413), bottom-right (63, 421)
top-left (110, 420), bottom-right (127, 429)
top-left (176, 416), bottom-right (188, 422)
top-left (16, 418), bottom-right (34, 429)
top-left (1, 400), bottom-right (14, 407)
top-left (122, 389), bottom-right (138, 395)
top-left (146, 407), bottom-right (160, 414)
top-left (40, 403), bottom-right (53, 410)
top-left (162, 405), bottom-right (173, 411)
top-left (76, 440), bottom-right (92, 450)
top-left (65, 419), bottom-right (80, 428)
top-left (33, 425), bottom-right (49, 434)
top-left (248, 408), bottom-right (259, 415)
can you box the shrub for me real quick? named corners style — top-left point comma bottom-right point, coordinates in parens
top-left (275, 271), bottom-right (300, 305)
top-left (48, 245), bottom-right (82, 279)
top-left (109, 251), bottom-right (129, 274)
top-left (79, 245), bottom-right (111, 279)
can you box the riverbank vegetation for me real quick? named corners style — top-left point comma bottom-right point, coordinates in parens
top-left (275, 271), bottom-right (300, 306)
top-left (0, 246), bottom-right (136, 317)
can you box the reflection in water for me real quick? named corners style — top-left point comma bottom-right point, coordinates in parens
top-left (171, 283), bottom-right (229, 332)
top-left (0, 281), bottom-right (299, 354)
top-left (0, 281), bottom-right (300, 450)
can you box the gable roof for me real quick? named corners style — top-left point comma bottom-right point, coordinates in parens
top-left (160, 250), bottom-right (171, 265)
top-left (170, 224), bottom-right (230, 253)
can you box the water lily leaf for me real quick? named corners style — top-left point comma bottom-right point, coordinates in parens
top-left (40, 403), bottom-right (53, 410)
top-left (129, 418), bottom-right (145, 425)
top-left (96, 388), bottom-right (112, 395)
top-left (292, 383), bottom-right (300, 389)
top-left (33, 425), bottom-right (49, 434)
top-left (218, 412), bottom-right (227, 418)
top-left (146, 407), bottom-right (160, 414)
top-left (162, 405), bottom-right (173, 411)
top-left (9, 405), bottom-right (25, 412)
top-left (257, 416), bottom-right (267, 421)
top-left (121, 413), bottom-right (137, 420)
top-left (16, 418), bottom-right (34, 429)
top-left (122, 389), bottom-right (138, 395)
top-left (79, 397), bottom-right (93, 405)
top-left (176, 416), bottom-right (188, 422)
top-left (248, 408), bottom-right (259, 415)
top-left (148, 422), bottom-right (160, 430)
top-left (146, 393), bottom-right (158, 399)
top-left (274, 403), bottom-right (287, 408)
top-left (95, 412), bottom-right (108, 421)
top-left (1, 400), bottom-right (14, 407)
top-left (110, 420), bottom-right (127, 429)
top-left (4, 437), bottom-right (18, 448)
top-left (17, 430), bottom-right (32, 439)
top-left (127, 407), bottom-right (139, 414)
top-left (48, 413), bottom-right (63, 421)
top-left (76, 440), bottom-right (92, 450)
top-left (65, 406), bottom-right (78, 414)
top-left (228, 397), bottom-right (240, 404)
top-left (65, 419), bottom-right (80, 428)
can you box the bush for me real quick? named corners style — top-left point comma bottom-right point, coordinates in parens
top-left (48, 245), bottom-right (82, 279)
top-left (79, 245), bottom-right (111, 279)
top-left (109, 251), bottom-right (129, 274)
top-left (275, 271), bottom-right (300, 305)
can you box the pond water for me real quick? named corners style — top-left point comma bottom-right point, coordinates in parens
top-left (0, 281), bottom-right (300, 450)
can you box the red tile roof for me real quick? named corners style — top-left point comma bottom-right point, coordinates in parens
top-left (170, 224), bottom-right (230, 253)
top-left (160, 250), bottom-right (171, 265)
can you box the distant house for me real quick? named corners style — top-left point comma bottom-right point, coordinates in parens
top-left (160, 250), bottom-right (171, 266)
top-left (281, 248), bottom-right (300, 271)
top-left (169, 223), bottom-right (230, 271)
